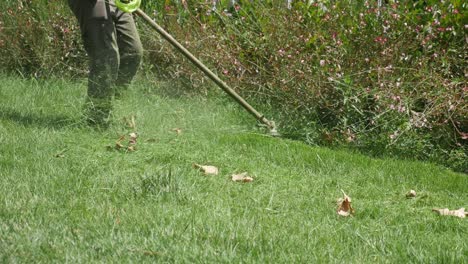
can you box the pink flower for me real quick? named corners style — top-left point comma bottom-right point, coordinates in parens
top-left (320, 60), bottom-right (326, 67)
top-left (461, 132), bottom-right (468, 140)
top-left (374, 36), bottom-right (388, 44)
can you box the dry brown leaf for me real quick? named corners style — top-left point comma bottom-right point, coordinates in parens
top-left (113, 133), bottom-right (138, 152)
top-left (432, 208), bottom-right (466, 218)
top-left (115, 135), bottom-right (126, 150)
top-left (129, 132), bottom-right (138, 144)
top-left (406, 189), bottom-right (417, 198)
top-left (337, 190), bottom-right (354, 217)
top-left (172, 128), bottom-right (182, 135)
top-left (115, 142), bottom-right (125, 149)
top-left (231, 172), bottom-right (254, 183)
top-left (55, 149), bottom-right (66, 158)
top-left (193, 164), bottom-right (219, 175)
top-left (127, 145), bottom-right (136, 152)
top-left (127, 132), bottom-right (138, 152)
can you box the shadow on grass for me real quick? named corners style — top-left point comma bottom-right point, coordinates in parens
top-left (0, 107), bottom-right (80, 129)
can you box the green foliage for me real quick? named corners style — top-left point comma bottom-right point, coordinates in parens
top-left (0, 0), bottom-right (466, 171)
top-left (138, 0), bottom-right (467, 172)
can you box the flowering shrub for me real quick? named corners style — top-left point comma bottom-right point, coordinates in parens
top-left (139, 0), bottom-right (466, 171)
top-left (0, 0), bottom-right (85, 77)
top-left (0, 0), bottom-right (466, 172)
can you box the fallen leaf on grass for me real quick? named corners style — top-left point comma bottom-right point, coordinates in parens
top-left (337, 190), bottom-right (354, 217)
top-left (113, 133), bottom-right (138, 152)
top-left (432, 208), bottom-right (466, 218)
top-left (406, 189), bottom-right (417, 198)
top-left (54, 149), bottom-right (67, 158)
top-left (129, 132), bottom-right (138, 142)
top-left (115, 135), bottom-right (126, 150)
top-left (127, 132), bottom-right (138, 152)
top-left (231, 172), bottom-right (254, 182)
top-left (172, 128), bottom-right (182, 135)
top-left (127, 146), bottom-right (136, 152)
top-left (193, 164), bottom-right (218, 175)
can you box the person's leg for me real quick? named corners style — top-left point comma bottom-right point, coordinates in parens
top-left (112, 8), bottom-right (143, 97)
top-left (68, 0), bottom-right (119, 126)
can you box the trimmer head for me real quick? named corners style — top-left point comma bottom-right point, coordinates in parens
top-left (269, 127), bottom-right (281, 137)
top-left (267, 121), bottom-right (281, 137)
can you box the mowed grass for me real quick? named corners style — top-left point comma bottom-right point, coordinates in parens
top-left (0, 75), bottom-right (466, 263)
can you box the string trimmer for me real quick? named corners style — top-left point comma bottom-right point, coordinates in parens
top-left (115, 0), bottom-right (279, 136)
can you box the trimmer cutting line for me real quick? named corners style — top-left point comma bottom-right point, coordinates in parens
top-left (115, 0), bottom-right (279, 136)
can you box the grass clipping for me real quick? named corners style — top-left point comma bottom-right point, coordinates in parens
top-left (337, 190), bottom-right (354, 217)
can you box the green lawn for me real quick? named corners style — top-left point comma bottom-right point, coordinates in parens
top-left (0, 75), bottom-right (466, 263)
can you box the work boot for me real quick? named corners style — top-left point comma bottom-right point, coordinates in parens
top-left (84, 97), bottom-right (113, 129)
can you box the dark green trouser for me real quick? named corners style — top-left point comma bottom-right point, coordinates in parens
top-left (68, 0), bottom-right (143, 121)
